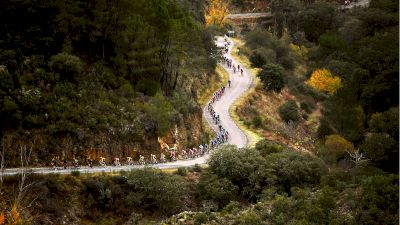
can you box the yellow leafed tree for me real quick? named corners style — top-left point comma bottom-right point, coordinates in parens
top-left (306, 68), bottom-right (341, 94)
top-left (205, 0), bottom-right (229, 27)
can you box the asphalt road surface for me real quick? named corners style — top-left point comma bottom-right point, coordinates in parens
top-left (2, 37), bottom-right (252, 176)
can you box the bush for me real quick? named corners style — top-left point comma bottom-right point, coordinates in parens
top-left (252, 116), bottom-right (263, 128)
top-left (49, 53), bottom-right (84, 83)
top-left (194, 212), bottom-right (209, 225)
top-left (266, 151), bottom-right (327, 193)
top-left (126, 168), bottom-right (188, 214)
top-left (198, 172), bottom-right (238, 209)
top-left (324, 135), bottom-right (354, 162)
top-left (300, 102), bottom-right (312, 114)
top-left (278, 100), bottom-right (300, 123)
top-left (361, 133), bottom-right (397, 170)
top-left (250, 51), bottom-right (266, 68)
top-left (257, 63), bottom-right (285, 92)
top-left (176, 167), bottom-right (188, 176)
top-left (208, 145), bottom-right (276, 201)
top-left (255, 139), bottom-right (284, 157)
top-left (71, 170), bottom-right (80, 177)
top-left (191, 164), bottom-right (203, 173)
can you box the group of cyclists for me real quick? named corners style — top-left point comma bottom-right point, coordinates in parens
top-left (50, 142), bottom-right (214, 170)
top-left (49, 36), bottom-right (237, 171)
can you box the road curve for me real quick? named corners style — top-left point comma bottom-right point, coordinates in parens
top-left (203, 36), bottom-right (252, 148)
top-left (1, 37), bottom-right (252, 176)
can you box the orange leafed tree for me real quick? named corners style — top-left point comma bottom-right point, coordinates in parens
top-left (0, 212), bottom-right (4, 225)
top-left (205, 0), bottom-right (229, 27)
top-left (306, 68), bottom-right (341, 94)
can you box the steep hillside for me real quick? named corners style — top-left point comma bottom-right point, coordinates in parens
top-left (0, 0), bottom-right (218, 166)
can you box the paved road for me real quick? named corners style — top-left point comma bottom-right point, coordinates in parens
top-left (203, 37), bottom-right (251, 148)
top-left (227, 1), bottom-right (371, 19)
top-left (226, 12), bottom-right (272, 19)
top-left (1, 37), bottom-right (252, 176)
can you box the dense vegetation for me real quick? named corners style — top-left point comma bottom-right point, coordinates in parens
top-left (238, 0), bottom-right (398, 173)
top-left (0, 0), bottom-right (218, 165)
top-left (2, 140), bottom-right (396, 224)
top-left (0, 0), bottom-right (397, 224)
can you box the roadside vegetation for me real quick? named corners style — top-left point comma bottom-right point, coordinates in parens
top-left (0, 0), bottom-right (397, 224)
top-left (0, 0), bottom-right (220, 166)
top-left (0, 140), bottom-right (396, 224)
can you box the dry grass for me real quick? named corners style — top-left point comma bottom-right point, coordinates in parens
top-left (198, 65), bottom-right (229, 106)
top-left (229, 38), bottom-right (318, 152)
top-left (228, 38), bottom-right (263, 147)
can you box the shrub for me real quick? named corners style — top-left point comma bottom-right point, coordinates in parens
top-left (324, 135), bottom-right (354, 162)
top-left (221, 201), bottom-right (241, 214)
top-left (266, 151), bottom-right (327, 193)
top-left (300, 102), bottom-right (312, 114)
top-left (49, 53), bottom-right (84, 83)
top-left (176, 167), bottom-right (188, 176)
top-left (126, 168), bottom-right (188, 214)
top-left (71, 170), bottom-right (80, 177)
top-left (257, 63), bottom-right (285, 92)
top-left (194, 212), bottom-right (209, 225)
top-left (191, 164), bottom-right (203, 173)
top-left (250, 51), bottom-right (266, 68)
top-left (208, 145), bottom-right (276, 201)
top-left (278, 100), bottom-right (300, 123)
top-left (255, 139), bottom-right (284, 157)
top-left (361, 133), bottom-right (397, 170)
top-left (252, 116), bottom-right (263, 128)
top-left (198, 172), bottom-right (238, 209)
top-left (306, 68), bottom-right (341, 95)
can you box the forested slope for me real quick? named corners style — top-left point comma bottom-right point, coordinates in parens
top-left (0, 0), bottom-right (218, 166)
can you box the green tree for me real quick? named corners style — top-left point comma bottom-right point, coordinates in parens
top-left (300, 1), bottom-right (340, 42)
top-left (278, 100), bottom-right (300, 123)
top-left (257, 63), bottom-right (285, 92)
top-left (49, 53), bottom-right (84, 83)
top-left (198, 172), bottom-right (238, 209)
top-left (126, 168), bottom-right (188, 214)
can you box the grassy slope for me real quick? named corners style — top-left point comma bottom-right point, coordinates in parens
top-left (229, 38), bottom-right (263, 147)
top-left (229, 38), bottom-right (317, 152)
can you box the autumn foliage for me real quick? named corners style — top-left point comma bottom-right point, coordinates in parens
top-left (306, 68), bottom-right (341, 94)
top-left (324, 134), bottom-right (355, 162)
top-left (205, 0), bottom-right (229, 27)
top-left (0, 202), bottom-right (24, 225)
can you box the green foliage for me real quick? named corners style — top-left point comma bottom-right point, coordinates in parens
top-left (71, 170), bottom-right (80, 177)
top-left (359, 174), bottom-right (399, 225)
top-left (198, 172), bottom-right (238, 209)
top-left (208, 143), bottom-right (326, 200)
top-left (126, 168), bottom-right (188, 214)
top-left (245, 29), bottom-right (297, 70)
top-left (278, 100), bottom-right (300, 123)
top-left (322, 134), bottom-right (354, 163)
top-left (266, 151), bottom-right (327, 193)
top-left (208, 145), bottom-right (275, 201)
top-left (176, 167), bottom-right (188, 176)
top-left (49, 53), bottom-right (84, 83)
top-left (255, 139), bottom-right (284, 157)
top-left (368, 107), bottom-right (399, 138)
top-left (141, 92), bottom-right (178, 136)
top-left (257, 63), bottom-right (285, 92)
top-left (251, 116), bottom-right (263, 128)
top-left (191, 164), bottom-right (203, 173)
top-left (361, 133), bottom-right (397, 169)
top-left (249, 50), bottom-right (267, 68)
top-left (0, 0), bottom-right (216, 163)
top-left (300, 1), bottom-right (340, 43)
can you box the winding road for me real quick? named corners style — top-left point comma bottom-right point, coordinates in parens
top-left (1, 37), bottom-right (252, 176)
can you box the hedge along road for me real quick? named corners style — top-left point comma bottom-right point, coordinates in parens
top-left (2, 37), bottom-right (252, 176)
